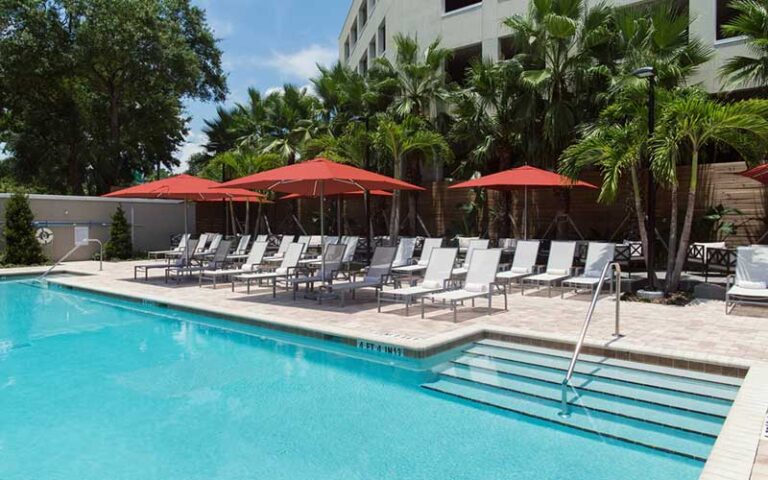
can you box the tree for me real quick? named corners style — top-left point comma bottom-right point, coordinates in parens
top-left (720, 0), bottom-right (768, 87)
top-left (105, 205), bottom-right (132, 260)
top-left (373, 115), bottom-right (451, 241)
top-left (3, 192), bottom-right (45, 265)
top-left (653, 89), bottom-right (768, 293)
top-left (0, 0), bottom-right (227, 194)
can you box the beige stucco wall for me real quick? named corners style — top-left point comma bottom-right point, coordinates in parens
top-left (0, 195), bottom-right (195, 262)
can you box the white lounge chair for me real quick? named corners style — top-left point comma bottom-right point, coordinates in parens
top-left (197, 233), bottom-right (223, 257)
top-left (496, 240), bottom-right (540, 290)
top-left (233, 235), bottom-right (252, 255)
top-left (421, 248), bottom-right (506, 322)
top-left (392, 237), bottom-right (444, 281)
top-left (167, 239), bottom-right (232, 284)
top-left (255, 234), bottom-right (268, 243)
top-left (379, 248), bottom-right (458, 315)
top-left (148, 233), bottom-right (191, 259)
top-left (233, 243), bottom-right (304, 296)
top-left (199, 241), bottom-right (268, 289)
top-left (457, 236), bottom-right (480, 254)
top-left (286, 244), bottom-right (347, 300)
top-left (263, 235), bottom-right (295, 262)
top-left (562, 242), bottom-right (616, 296)
top-left (522, 241), bottom-right (577, 297)
top-left (392, 237), bottom-right (417, 268)
top-left (726, 246), bottom-right (768, 314)
top-left (320, 246), bottom-right (397, 306)
top-left (135, 239), bottom-right (198, 280)
top-left (452, 239), bottom-right (490, 277)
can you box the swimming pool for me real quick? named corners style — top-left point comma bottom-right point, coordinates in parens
top-left (0, 278), bottom-right (730, 479)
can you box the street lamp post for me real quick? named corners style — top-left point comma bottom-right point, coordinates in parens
top-left (633, 66), bottom-right (657, 291)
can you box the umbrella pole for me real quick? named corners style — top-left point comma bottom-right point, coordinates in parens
top-left (320, 183), bottom-right (326, 281)
top-left (364, 191), bottom-right (372, 263)
top-left (524, 186), bottom-right (528, 240)
top-left (337, 196), bottom-right (343, 236)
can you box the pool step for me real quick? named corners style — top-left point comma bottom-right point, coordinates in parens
top-left (421, 340), bottom-right (737, 461)
top-left (424, 377), bottom-right (715, 461)
top-left (468, 340), bottom-right (741, 400)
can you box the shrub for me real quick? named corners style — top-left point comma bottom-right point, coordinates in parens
top-left (3, 192), bottom-right (45, 265)
top-left (105, 205), bottom-right (133, 260)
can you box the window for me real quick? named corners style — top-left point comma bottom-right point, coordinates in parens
top-left (359, 57), bottom-right (368, 76)
top-left (351, 22), bottom-right (358, 47)
top-left (369, 39), bottom-right (377, 63)
top-left (445, 0), bottom-right (481, 14)
top-left (446, 44), bottom-right (482, 86)
top-left (344, 38), bottom-right (350, 61)
top-left (359, 2), bottom-right (368, 29)
top-left (499, 36), bottom-right (515, 60)
top-left (378, 20), bottom-right (386, 54)
top-left (716, 0), bottom-right (738, 40)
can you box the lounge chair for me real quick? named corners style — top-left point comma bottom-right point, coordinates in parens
top-left (726, 246), bottom-right (768, 314)
top-left (452, 239), bottom-right (490, 277)
top-left (421, 249), bottom-right (506, 322)
top-left (392, 237), bottom-right (417, 268)
top-left (166, 239), bottom-right (232, 284)
top-left (233, 235), bottom-right (252, 255)
top-left (263, 235), bottom-right (295, 262)
top-left (255, 234), bottom-right (268, 243)
top-left (392, 237), bottom-right (444, 282)
top-left (522, 241), bottom-right (577, 297)
top-left (168, 233), bottom-right (208, 259)
top-left (199, 241), bottom-right (268, 289)
top-left (197, 233), bottom-right (223, 257)
top-left (233, 243), bottom-right (304, 296)
top-left (286, 244), bottom-right (346, 300)
top-left (148, 233), bottom-right (191, 259)
top-left (379, 248), bottom-right (458, 315)
top-left (457, 236), bottom-right (480, 254)
top-left (135, 240), bottom-right (198, 280)
top-left (320, 246), bottom-right (397, 306)
top-left (496, 240), bottom-right (540, 290)
top-left (562, 242), bottom-right (616, 296)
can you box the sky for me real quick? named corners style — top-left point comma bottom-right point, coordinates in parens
top-left (176, 0), bottom-right (350, 170)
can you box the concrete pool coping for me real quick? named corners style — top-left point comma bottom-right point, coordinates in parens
top-left (3, 264), bottom-right (768, 479)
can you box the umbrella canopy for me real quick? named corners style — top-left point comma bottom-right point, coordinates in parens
top-left (219, 158), bottom-right (424, 194)
top-left (279, 190), bottom-right (393, 201)
top-left (104, 174), bottom-right (268, 202)
top-left (449, 165), bottom-right (598, 191)
top-left (449, 165), bottom-right (598, 239)
top-left (740, 164), bottom-right (768, 185)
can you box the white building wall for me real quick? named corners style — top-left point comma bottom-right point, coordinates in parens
top-left (339, 0), bottom-right (751, 93)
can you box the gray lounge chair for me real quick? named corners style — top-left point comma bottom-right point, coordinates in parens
top-left (167, 239), bottom-right (232, 284)
top-left (379, 248), bottom-right (458, 315)
top-left (452, 239), bottom-right (490, 277)
top-left (233, 243), bottom-right (304, 296)
top-left (199, 241), bottom-right (268, 288)
top-left (422, 248), bottom-right (506, 322)
top-left (320, 246), bottom-right (397, 306)
top-left (135, 239), bottom-right (198, 280)
top-left (286, 244), bottom-right (346, 300)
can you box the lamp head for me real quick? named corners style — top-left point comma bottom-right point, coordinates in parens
top-left (632, 66), bottom-right (656, 79)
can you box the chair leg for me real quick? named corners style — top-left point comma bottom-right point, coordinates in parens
top-left (453, 302), bottom-right (457, 323)
top-left (421, 297), bottom-right (426, 319)
top-left (377, 292), bottom-right (381, 312)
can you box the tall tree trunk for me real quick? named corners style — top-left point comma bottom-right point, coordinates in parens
top-left (389, 156), bottom-right (403, 242)
top-left (497, 144), bottom-right (513, 238)
top-left (668, 150), bottom-right (700, 292)
top-left (665, 181), bottom-right (679, 293)
top-left (630, 165), bottom-right (654, 284)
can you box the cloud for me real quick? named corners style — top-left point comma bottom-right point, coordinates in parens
top-left (265, 44), bottom-right (338, 80)
top-left (174, 131), bottom-right (208, 173)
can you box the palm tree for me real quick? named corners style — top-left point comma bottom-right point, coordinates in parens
top-left (720, 0), bottom-right (768, 87)
top-left (450, 60), bottom-right (525, 237)
top-left (373, 115), bottom-right (451, 241)
top-left (653, 89), bottom-right (768, 293)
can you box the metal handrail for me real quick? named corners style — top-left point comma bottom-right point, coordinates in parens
top-left (559, 261), bottom-right (622, 418)
top-left (38, 239), bottom-right (103, 281)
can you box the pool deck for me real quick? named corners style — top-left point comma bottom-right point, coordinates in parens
top-left (4, 260), bottom-right (768, 480)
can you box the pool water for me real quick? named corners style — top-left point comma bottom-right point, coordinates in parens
top-left (0, 280), bottom-right (706, 479)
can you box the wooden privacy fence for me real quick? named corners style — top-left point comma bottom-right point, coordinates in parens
top-left (196, 161), bottom-right (767, 247)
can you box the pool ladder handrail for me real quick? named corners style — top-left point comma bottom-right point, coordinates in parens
top-left (38, 239), bottom-right (103, 281)
top-left (559, 261), bottom-right (622, 418)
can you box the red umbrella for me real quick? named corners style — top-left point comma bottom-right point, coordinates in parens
top-left (279, 190), bottom-right (393, 201)
top-left (104, 174), bottom-right (268, 233)
top-left (740, 164), bottom-right (768, 184)
top-left (449, 165), bottom-right (598, 239)
top-left (221, 158), bottom-right (423, 274)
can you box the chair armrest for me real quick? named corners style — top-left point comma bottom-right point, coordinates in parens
top-left (726, 274), bottom-right (735, 290)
